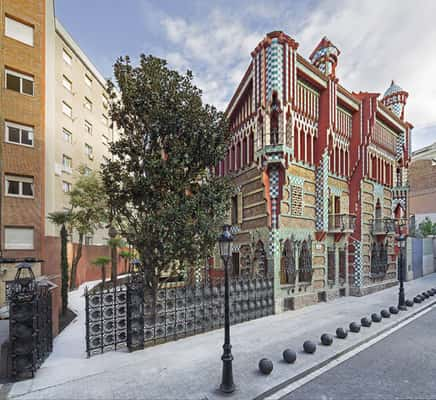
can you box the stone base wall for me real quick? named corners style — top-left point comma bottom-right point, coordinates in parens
top-left (349, 279), bottom-right (398, 297)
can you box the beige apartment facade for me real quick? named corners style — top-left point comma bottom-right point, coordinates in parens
top-left (45, 17), bottom-right (115, 245)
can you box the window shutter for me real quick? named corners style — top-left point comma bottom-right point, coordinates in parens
top-left (237, 192), bottom-right (243, 224)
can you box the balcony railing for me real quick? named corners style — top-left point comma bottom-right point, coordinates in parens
top-left (328, 214), bottom-right (356, 233)
top-left (370, 218), bottom-right (396, 235)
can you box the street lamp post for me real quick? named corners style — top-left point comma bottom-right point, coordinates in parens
top-left (395, 219), bottom-right (407, 311)
top-left (218, 224), bottom-right (235, 394)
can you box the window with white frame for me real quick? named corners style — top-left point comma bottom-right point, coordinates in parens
top-left (84, 74), bottom-right (92, 87)
top-left (62, 128), bottom-right (72, 143)
top-left (63, 49), bottom-right (72, 65)
top-left (62, 101), bottom-right (72, 118)
top-left (62, 75), bottom-right (72, 92)
top-left (84, 167), bottom-right (92, 176)
top-left (62, 181), bottom-right (72, 193)
top-left (62, 154), bottom-right (72, 171)
top-left (85, 143), bottom-right (93, 159)
top-left (84, 97), bottom-right (92, 111)
top-left (5, 16), bottom-right (34, 46)
top-left (5, 175), bottom-right (34, 198)
top-left (5, 227), bottom-right (34, 250)
top-left (5, 121), bottom-right (33, 147)
top-left (85, 120), bottom-right (92, 135)
top-left (5, 69), bottom-right (34, 95)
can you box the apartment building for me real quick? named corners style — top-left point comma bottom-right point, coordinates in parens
top-left (0, 0), bottom-right (46, 301)
top-left (216, 32), bottom-right (411, 312)
top-left (0, 0), bottom-right (116, 311)
top-left (45, 16), bottom-right (116, 245)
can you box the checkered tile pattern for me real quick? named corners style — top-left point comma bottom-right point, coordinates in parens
top-left (351, 239), bottom-right (363, 288)
top-left (268, 229), bottom-right (280, 256)
top-left (266, 38), bottom-right (283, 101)
top-left (315, 152), bottom-right (329, 231)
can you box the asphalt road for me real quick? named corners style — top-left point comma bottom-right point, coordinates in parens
top-left (283, 306), bottom-right (436, 400)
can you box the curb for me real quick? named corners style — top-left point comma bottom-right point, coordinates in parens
top-left (255, 298), bottom-right (436, 400)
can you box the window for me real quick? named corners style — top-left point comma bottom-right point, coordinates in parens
top-left (85, 143), bottom-right (93, 159)
top-left (63, 49), bottom-right (72, 65)
top-left (85, 120), bottom-right (92, 135)
top-left (5, 175), bottom-right (34, 198)
top-left (62, 75), bottom-right (72, 91)
top-left (5, 69), bottom-right (34, 95)
top-left (5, 121), bottom-right (33, 147)
top-left (5, 16), bottom-right (33, 46)
top-left (62, 181), bottom-right (71, 193)
top-left (62, 128), bottom-right (72, 143)
top-left (231, 195), bottom-right (238, 225)
top-left (62, 101), bottom-right (72, 118)
top-left (102, 134), bottom-right (109, 146)
top-left (101, 114), bottom-right (108, 127)
top-left (85, 236), bottom-right (93, 246)
top-left (84, 167), bottom-right (92, 176)
top-left (62, 155), bottom-right (72, 171)
top-left (5, 227), bottom-right (34, 250)
top-left (84, 97), bottom-right (92, 111)
top-left (102, 94), bottom-right (108, 109)
top-left (84, 74), bottom-right (92, 87)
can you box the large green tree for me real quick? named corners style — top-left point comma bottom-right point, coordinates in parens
top-left (69, 167), bottom-right (108, 289)
top-left (418, 217), bottom-right (436, 237)
top-left (102, 55), bottom-right (232, 294)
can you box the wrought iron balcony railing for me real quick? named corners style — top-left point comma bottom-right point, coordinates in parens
top-left (370, 218), bottom-right (396, 235)
top-left (328, 214), bottom-right (356, 233)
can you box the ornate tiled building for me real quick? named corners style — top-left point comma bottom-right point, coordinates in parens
top-left (214, 31), bottom-right (412, 311)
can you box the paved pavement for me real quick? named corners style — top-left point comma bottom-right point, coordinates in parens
top-left (5, 274), bottom-right (436, 400)
top-left (282, 305), bottom-right (436, 400)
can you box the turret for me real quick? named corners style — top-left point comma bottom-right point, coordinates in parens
top-left (381, 80), bottom-right (408, 120)
top-left (309, 36), bottom-right (340, 78)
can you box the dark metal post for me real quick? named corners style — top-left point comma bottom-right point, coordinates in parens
top-left (218, 225), bottom-right (235, 394)
top-left (398, 239), bottom-right (407, 310)
top-left (220, 255), bottom-right (235, 393)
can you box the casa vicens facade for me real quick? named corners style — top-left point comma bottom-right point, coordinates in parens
top-left (213, 31), bottom-right (412, 312)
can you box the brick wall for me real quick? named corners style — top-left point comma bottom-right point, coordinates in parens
top-left (409, 159), bottom-right (436, 215)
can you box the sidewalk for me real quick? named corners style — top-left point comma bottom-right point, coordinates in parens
top-left (6, 274), bottom-right (436, 400)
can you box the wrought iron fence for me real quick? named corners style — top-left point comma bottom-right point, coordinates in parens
top-left (8, 263), bottom-right (53, 379)
top-left (85, 275), bottom-right (274, 357)
top-left (85, 285), bottom-right (128, 357)
top-left (143, 276), bottom-right (274, 345)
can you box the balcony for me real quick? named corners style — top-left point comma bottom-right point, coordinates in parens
top-left (370, 218), bottom-right (396, 235)
top-left (328, 214), bottom-right (356, 233)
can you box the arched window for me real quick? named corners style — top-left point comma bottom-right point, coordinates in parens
top-left (242, 136), bottom-right (248, 167)
top-left (281, 237), bottom-right (296, 284)
top-left (298, 238), bottom-right (312, 283)
top-left (248, 131), bottom-right (254, 164)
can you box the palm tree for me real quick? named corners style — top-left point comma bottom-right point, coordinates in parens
top-left (119, 249), bottom-right (133, 274)
top-left (47, 211), bottom-right (71, 315)
top-left (91, 256), bottom-right (111, 287)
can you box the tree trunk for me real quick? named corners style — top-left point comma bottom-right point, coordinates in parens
top-left (111, 244), bottom-right (117, 284)
top-left (70, 232), bottom-right (83, 290)
top-left (102, 264), bottom-right (106, 286)
top-left (60, 224), bottom-right (69, 315)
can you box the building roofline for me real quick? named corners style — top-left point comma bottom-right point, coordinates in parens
top-left (55, 19), bottom-right (109, 89)
top-left (225, 63), bottom-right (253, 116)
